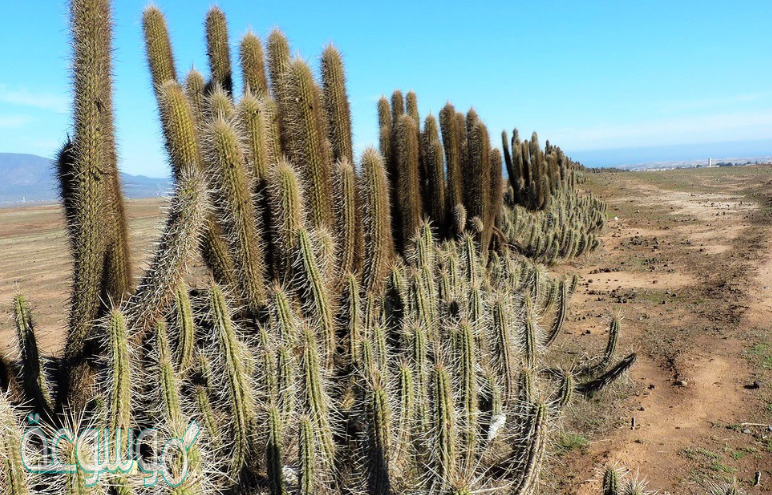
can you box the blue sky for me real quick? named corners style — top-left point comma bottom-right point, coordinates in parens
top-left (1, 1), bottom-right (771, 176)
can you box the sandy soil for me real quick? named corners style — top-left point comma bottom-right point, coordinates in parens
top-left (0, 198), bottom-right (166, 353)
top-left (556, 166), bottom-right (772, 494)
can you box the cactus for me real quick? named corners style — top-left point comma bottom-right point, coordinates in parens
top-left (204, 117), bottom-right (268, 314)
top-left (422, 114), bottom-right (447, 229)
top-left (391, 90), bottom-right (405, 122)
top-left (104, 309), bottom-right (131, 445)
top-left (4, 4), bottom-right (643, 494)
top-left (142, 6), bottom-right (177, 94)
top-left (268, 159), bottom-right (305, 277)
top-left (205, 6), bottom-right (233, 94)
top-left (61, 0), bottom-right (119, 412)
top-left (360, 148), bottom-right (395, 295)
top-left (544, 279), bottom-right (568, 347)
top-left (299, 326), bottom-right (335, 465)
top-left (12, 296), bottom-right (52, 417)
top-left (394, 114), bottom-right (423, 250)
top-left (332, 159), bottom-right (363, 278)
top-left (209, 284), bottom-right (255, 477)
top-left (321, 45), bottom-right (354, 164)
top-left (239, 31), bottom-right (268, 95)
top-left (432, 364), bottom-right (456, 487)
top-left (184, 68), bottom-right (207, 126)
top-left (267, 28), bottom-right (291, 100)
top-left (266, 405), bottom-right (287, 495)
top-left (511, 402), bottom-right (547, 495)
top-left (125, 169), bottom-right (208, 336)
top-left (296, 228), bottom-right (336, 368)
top-left (365, 380), bottom-right (393, 495)
top-left (173, 283), bottom-right (195, 373)
top-left (282, 58), bottom-right (334, 230)
top-left (0, 394), bottom-right (29, 495)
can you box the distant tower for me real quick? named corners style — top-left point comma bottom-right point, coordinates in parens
top-left (708, 158), bottom-right (713, 167)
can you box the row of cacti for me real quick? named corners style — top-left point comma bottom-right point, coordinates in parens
top-left (0, 0), bottom-right (642, 494)
top-left (501, 189), bottom-right (607, 264)
top-left (502, 129), bottom-right (580, 211)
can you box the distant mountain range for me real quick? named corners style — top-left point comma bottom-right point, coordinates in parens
top-left (0, 153), bottom-right (172, 206)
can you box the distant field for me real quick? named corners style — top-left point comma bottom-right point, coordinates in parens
top-left (0, 198), bottom-right (165, 353)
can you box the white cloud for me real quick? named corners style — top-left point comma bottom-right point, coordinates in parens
top-left (0, 85), bottom-right (69, 114)
top-left (0, 115), bottom-right (33, 129)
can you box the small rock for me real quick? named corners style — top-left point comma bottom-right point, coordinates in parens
top-left (648, 384), bottom-right (656, 390)
top-left (742, 429), bottom-right (752, 435)
top-left (674, 380), bottom-right (688, 387)
top-left (639, 406), bottom-right (646, 411)
top-left (744, 380), bottom-right (761, 390)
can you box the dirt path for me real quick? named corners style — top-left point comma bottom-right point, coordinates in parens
top-left (558, 168), bottom-right (772, 494)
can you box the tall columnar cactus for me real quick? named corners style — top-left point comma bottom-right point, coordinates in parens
top-left (104, 309), bottom-right (131, 440)
top-left (406, 91), bottom-right (420, 127)
top-left (391, 90), bottom-right (405, 122)
top-left (360, 148), bottom-right (395, 295)
top-left (333, 159), bottom-right (363, 280)
top-left (432, 364), bottom-right (457, 487)
top-left (268, 159), bottom-right (306, 277)
top-left (125, 170), bottom-right (208, 336)
top-left (267, 28), bottom-right (291, 101)
top-left (439, 103), bottom-right (463, 222)
top-left (282, 58), bottom-right (334, 230)
top-left (142, 6), bottom-right (177, 93)
top-left (205, 6), bottom-right (233, 94)
top-left (321, 44), bottom-right (354, 164)
top-left (184, 68), bottom-right (207, 126)
top-left (62, 0), bottom-right (125, 412)
top-left (239, 31), bottom-right (268, 96)
top-left (7, 4), bottom-right (638, 494)
top-left (464, 117), bottom-right (491, 240)
top-left (422, 114), bottom-right (447, 229)
top-left (12, 296), bottom-right (52, 417)
top-left (0, 394), bottom-right (29, 495)
top-left (204, 118), bottom-right (268, 314)
top-left (209, 284), bottom-right (256, 478)
top-left (295, 228), bottom-right (335, 368)
top-left (394, 114), bottom-right (423, 251)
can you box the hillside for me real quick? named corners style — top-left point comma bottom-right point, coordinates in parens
top-left (0, 152), bottom-right (171, 205)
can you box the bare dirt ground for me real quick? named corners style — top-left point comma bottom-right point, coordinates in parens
top-left (0, 198), bottom-right (165, 353)
top-left (550, 166), bottom-right (772, 494)
top-left (1, 166), bottom-right (772, 493)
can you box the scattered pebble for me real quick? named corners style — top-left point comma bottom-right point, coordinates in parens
top-left (674, 380), bottom-right (688, 387)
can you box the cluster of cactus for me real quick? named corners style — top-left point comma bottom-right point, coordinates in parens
top-left (375, 93), bottom-right (504, 255)
top-left (500, 189), bottom-right (607, 265)
top-left (501, 129), bottom-right (580, 211)
top-left (0, 1), bottom-right (639, 494)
